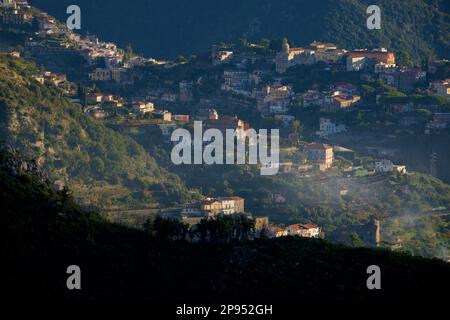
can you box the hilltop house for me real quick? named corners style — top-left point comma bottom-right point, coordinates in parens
top-left (269, 227), bottom-right (289, 238)
top-left (317, 118), bottom-right (347, 137)
top-left (132, 101), bottom-right (154, 114)
top-left (374, 159), bottom-right (406, 174)
top-left (346, 49), bottom-right (395, 71)
top-left (287, 223), bottom-right (321, 238)
top-left (256, 83), bottom-right (293, 113)
top-left (430, 79), bottom-right (450, 97)
top-left (304, 143), bottom-right (334, 170)
top-left (86, 92), bottom-right (103, 104)
top-left (182, 196), bottom-right (245, 218)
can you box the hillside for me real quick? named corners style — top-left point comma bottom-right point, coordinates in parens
top-left (0, 55), bottom-right (198, 209)
top-left (1, 145), bottom-right (449, 304)
top-left (29, 0), bottom-right (450, 61)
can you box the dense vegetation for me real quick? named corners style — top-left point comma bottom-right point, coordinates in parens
top-left (0, 55), bottom-right (198, 208)
top-left (1, 146), bottom-right (449, 303)
top-left (135, 130), bottom-right (450, 259)
top-left (30, 0), bottom-right (450, 62)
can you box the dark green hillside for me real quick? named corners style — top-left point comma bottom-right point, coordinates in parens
top-left (1, 146), bottom-right (449, 303)
top-left (0, 55), bottom-right (197, 208)
top-left (30, 0), bottom-right (450, 62)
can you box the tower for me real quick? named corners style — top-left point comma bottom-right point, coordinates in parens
top-left (281, 38), bottom-right (290, 54)
top-left (430, 152), bottom-right (437, 177)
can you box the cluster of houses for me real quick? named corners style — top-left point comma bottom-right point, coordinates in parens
top-left (181, 196), bottom-right (245, 218)
top-left (298, 82), bottom-right (361, 112)
top-left (1, 1), bottom-right (163, 86)
top-left (0, 0), bottom-right (31, 26)
top-left (179, 195), bottom-right (321, 240)
top-left (269, 223), bottom-right (321, 239)
top-left (33, 70), bottom-right (67, 86)
top-left (275, 40), bottom-right (348, 73)
top-left (274, 40), bottom-right (396, 74)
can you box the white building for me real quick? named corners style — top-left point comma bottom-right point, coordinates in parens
top-left (317, 118), bottom-right (347, 137)
top-left (375, 159), bottom-right (406, 173)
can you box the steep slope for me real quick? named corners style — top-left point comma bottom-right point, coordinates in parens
top-left (0, 55), bottom-right (197, 208)
top-left (29, 0), bottom-right (450, 61)
top-left (1, 146), bottom-right (449, 303)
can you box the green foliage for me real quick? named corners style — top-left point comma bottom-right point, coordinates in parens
top-left (0, 55), bottom-right (197, 208)
top-left (2, 152), bottom-right (449, 302)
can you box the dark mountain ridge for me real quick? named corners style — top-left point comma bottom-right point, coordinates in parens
top-left (29, 0), bottom-right (450, 61)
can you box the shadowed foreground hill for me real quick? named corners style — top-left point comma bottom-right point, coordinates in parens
top-left (1, 146), bottom-right (449, 303)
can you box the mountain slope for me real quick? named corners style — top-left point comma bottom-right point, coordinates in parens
top-left (0, 55), bottom-right (197, 208)
top-left (29, 0), bottom-right (450, 61)
top-left (1, 146), bottom-right (449, 303)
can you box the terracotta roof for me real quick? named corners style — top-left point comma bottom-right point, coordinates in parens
top-left (305, 143), bottom-right (332, 150)
top-left (302, 224), bottom-right (318, 229)
top-left (219, 196), bottom-right (244, 201)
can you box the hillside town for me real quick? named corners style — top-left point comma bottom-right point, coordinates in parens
top-left (1, 0), bottom-right (449, 245)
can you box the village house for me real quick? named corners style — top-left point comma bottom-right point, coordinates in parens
top-left (86, 92), bottom-right (103, 104)
top-left (325, 93), bottom-right (361, 112)
top-left (346, 49), bottom-right (395, 71)
top-left (221, 70), bottom-right (255, 96)
top-left (88, 68), bottom-right (121, 82)
top-left (375, 159), bottom-right (406, 174)
top-left (395, 68), bottom-right (427, 93)
top-left (311, 41), bottom-right (347, 64)
top-left (430, 79), bottom-right (450, 97)
top-left (304, 143), bottom-right (334, 170)
top-left (180, 204), bottom-right (203, 216)
top-left (44, 72), bottom-right (67, 86)
top-left (287, 223), bottom-right (321, 238)
top-left (34, 75), bottom-right (45, 85)
top-left (153, 110), bottom-right (172, 122)
top-left (179, 80), bottom-right (194, 102)
top-left (211, 45), bottom-right (234, 65)
top-left (254, 216), bottom-right (269, 232)
top-left (317, 117), bottom-right (347, 137)
top-left (256, 83), bottom-right (294, 113)
top-left (217, 196), bottom-right (245, 215)
top-left (172, 114), bottom-right (190, 122)
top-left (181, 196), bottom-right (245, 218)
top-left (204, 113), bottom-right (250, 141)
top-left (269, 227), bottom-right (289, 238)
top-left (201, 199), bottom-right (223, 217)
top-left (276, 40), bottom-right (346, 73)
top-left (132, 101), bottom-right (155, 114)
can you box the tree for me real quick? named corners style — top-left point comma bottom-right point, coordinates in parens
top-left (291, 120), bottom-right (303, 134)
top-left (153, 216), bottom-right (188, 241)
top-left (350, 232), bottom-right (365, 247)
